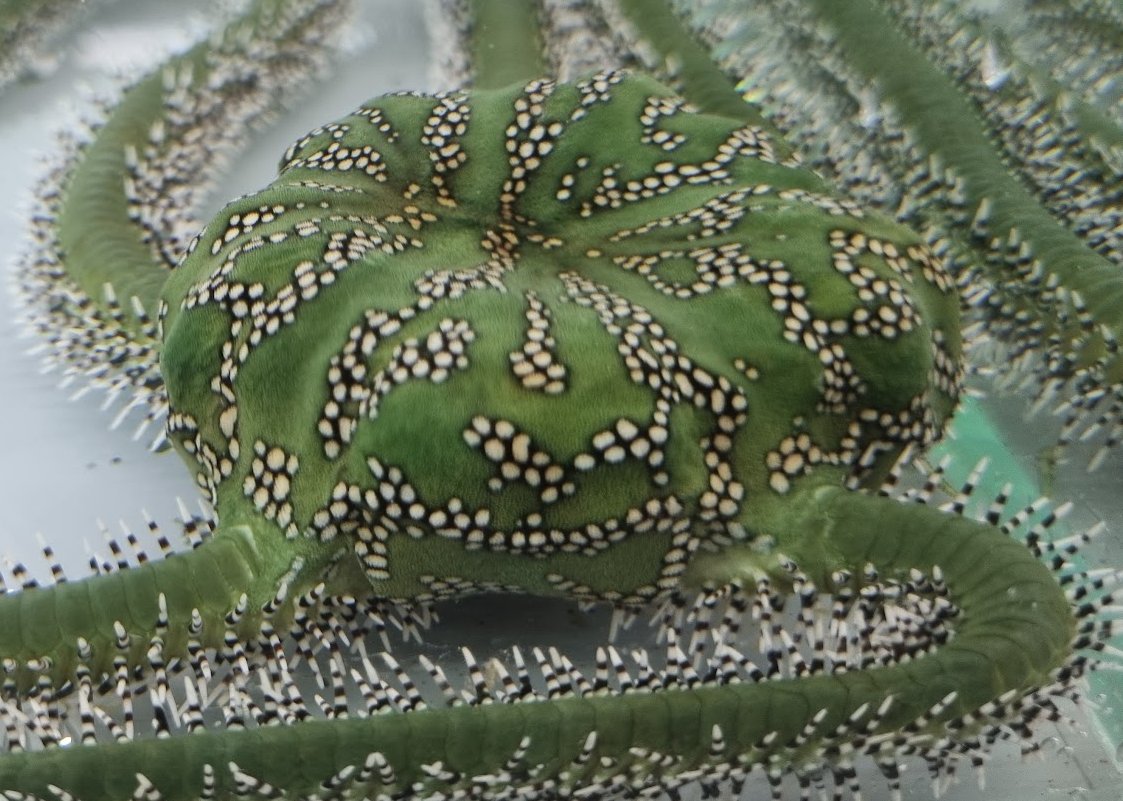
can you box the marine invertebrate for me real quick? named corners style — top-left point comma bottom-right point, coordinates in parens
top-left (0, 0), bottom-right (86, 91)
top-left (0, 1), bottom-right (1119, 800)
top-left (686, 0), bottom-right (1123, 458)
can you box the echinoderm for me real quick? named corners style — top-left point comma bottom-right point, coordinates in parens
top-left (1, 1), bottom-right (1121, 800)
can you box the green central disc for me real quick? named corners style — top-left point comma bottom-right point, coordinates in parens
top-left (160, 72), bottom-right (962, 602)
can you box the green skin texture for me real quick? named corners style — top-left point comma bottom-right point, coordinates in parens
top-left (0, 0), bottom-right (1089, 798)
top-left (0, 489), bottom-right (1071, 798)
top-left (159, 74), bottom-right (961, 600)
top-left (809, 0), bottom-right (1123, 380)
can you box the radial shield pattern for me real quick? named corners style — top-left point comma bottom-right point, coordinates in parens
top-left (161, 72), bottom-right (963, 603)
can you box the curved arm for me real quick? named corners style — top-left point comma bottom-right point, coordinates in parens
top-left (0, 488), bottom-right (1076, 798)
top-left (0, 0), bottom-right (86, 94)
top-left (17, 0), bottom-right (353, 427)
top-left (0, 522), bottom-right (358, 694)
top-left (468, 0), bottom-right (546, 89)
top-left (689, 484), bottom-right (1075, 698)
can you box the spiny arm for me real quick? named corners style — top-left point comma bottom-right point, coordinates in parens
top-left (0, 3), bottom-right (1110, 800)
top-left (16, 0), bottom-right (353, 435)
top-left (677, 0), bottom-right (1123, 461)
top-left (0, 486), bottom-right (1081, 799)
top-left (0, 520), bottom-right (369, 694)
top-left (0, 0), bottom-right (86, 93)
top-left (3, 0), bottom-right (364, 693)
